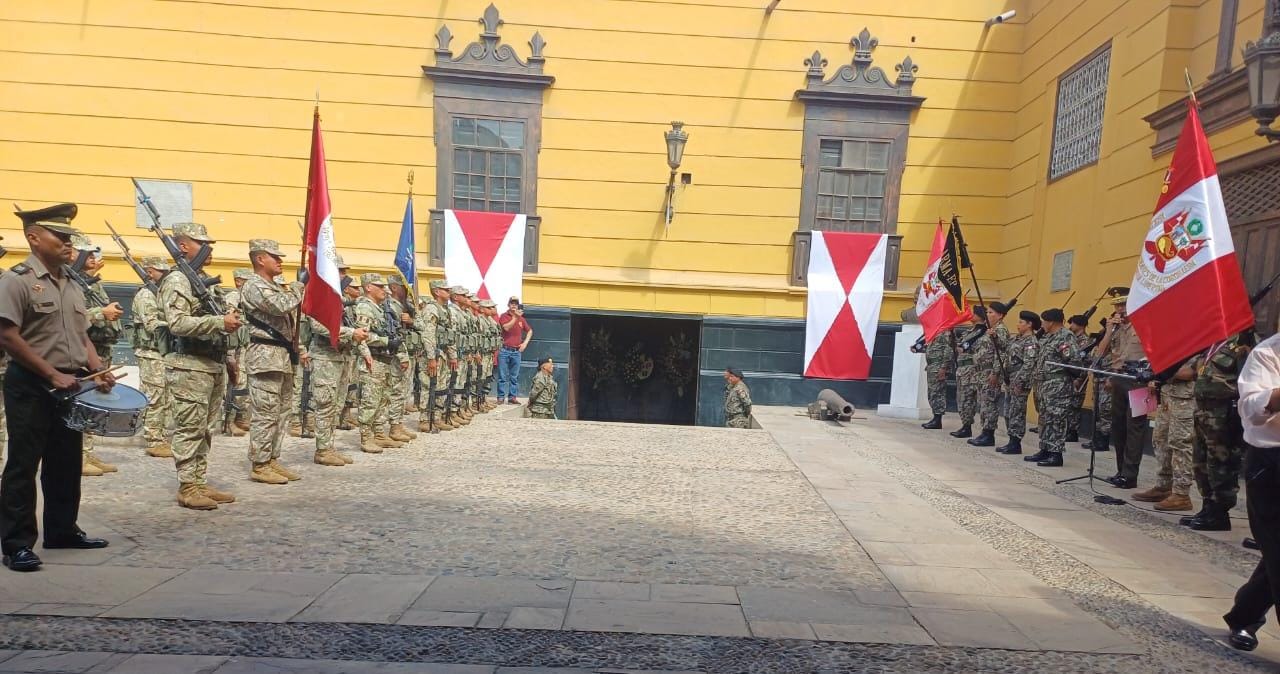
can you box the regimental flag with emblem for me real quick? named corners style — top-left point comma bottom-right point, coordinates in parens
top-left (803, 231), bottom-right (888, 380)
top-left (916, 221), bottom-right (972, 343)
top-left (442, 209), bottom-right (526, 303)
top-left (300, 105), bottom-right (345, 348)
top-left (1127, 99), bottom-right (1253, 372)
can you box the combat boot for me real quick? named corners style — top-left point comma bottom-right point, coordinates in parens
top-left (966, 429), bottom-right (995, 447)
top-left (374, 433), bottom-right (404, 448)
top-left (949, 424), bottom-right (973, 439)
top-left (177, 483), bottom-right (217, 510)
top-left (359, 428), bottom-right (384, 454)
top-left (81, 457), bottom-right (104, 477)
top-left (433, 413), bottom-right (456, 431)
top-left (234, 418), bottom-right (250, 433)
top-left (1189, 505), bottom-right (1231, 531)
top-left (226, 424), bottom-right (247, 438)
top-left (268, 459), bottom-right (302, 481)
top-left (200, 484), bottom-right (236, 504)
top-left (1154, 493), bottom-right (1193, 511)
top-left (1132, 485), bottom-right (1172, 503)
top-left (339, 408), bottom-right (358, 430)
top-left (405, 401), bottom-right (417, 413)
top-left (1083, 432), bottom-right (1109, 452)
top-left (302, 421), bottom-right (316, 439)
top-left (921, 414), bottom-right (943, 430)
top-left (87, 454), bottom-right (118, 473)
top-left (335, 450), bottom-right (354, 464)
top-left (1065, 429), bottom-right (1079, 443)
top-left (389, 423), bottom-right (416, 442)
top-left (146, 443), bottom-right (173, 458)
top-left (1023, 450), bottom-right (1050, 463)
top-left (313, 449), bottom-right (346, 467)
top-left (288, 422), bottom-right (303, 438)
top-left (1180, 503), bottom-right (1210, 526)
top-left (997, 437), bottom-right (1023, 455)
top-left (251, 462), bottom-right (289, 485)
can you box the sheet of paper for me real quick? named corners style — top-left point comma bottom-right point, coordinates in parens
top-left (1128, 387), bottom-right (1157, 417)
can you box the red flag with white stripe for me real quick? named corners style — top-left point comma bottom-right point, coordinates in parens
top-left (804, 232), bottom-right (887, 379)
top-left (300, 106), bottom-right (344, 348)
top-left (1127, 100), bottom-right (1253, 371)
top-left (443, 209), bottom-right (526, 303)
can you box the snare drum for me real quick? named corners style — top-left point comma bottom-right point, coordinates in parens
top-left (61, 383), bottom-right (149, 437)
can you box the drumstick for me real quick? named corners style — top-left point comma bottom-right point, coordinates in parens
top-left (77, 365), bottom-right (124, 382)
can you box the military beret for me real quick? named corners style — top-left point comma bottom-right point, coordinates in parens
top-left (387, 275), bottom-right (405, 287)
top-left (232, 268), bottom-right (252, 281)
top-left (70, 232), bottom-right (99, 252)
top-left (248, 238), bottom-right (284, 257)
top-left (989, 301), bottom-right (1011, 315)
top-left (340, 275), bottom-right (354, 291)
top-left (972, 305), bottom-right (987, 319)
top-left (1041, 308), bottom-right (1065, 323)
top-left (428, 279), bottom-right (449, 290)
top-left (14, 203), bottom-right (77, 234)
top-left (538, 357), bottom-right (553, 367)
top-left (725, 367), bottom-right (744, 379)
top-left (172, 222), bottom-right (215, 243)
top-left (360, 272), bottom-right (386, 286)
top-left (1018, 310), bottom-right (1038, 323)
top-left (1068, 314), bottom-right (1088, 327)
top-left (141, 255), bottom-right (170, 271)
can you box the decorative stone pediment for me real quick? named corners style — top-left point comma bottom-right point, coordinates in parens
top-left (796, 28), bottom-right (924, 109)
top-left (422, 4), bottom-right (554, 89)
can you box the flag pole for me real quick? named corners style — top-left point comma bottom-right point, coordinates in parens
top-left (1184, 68), bottom-right (1198, 108)
top-left (406, 169), bottom-right (420, 303)
top-left (951, 214), bottom-right (1011, 386)
top-left (295, 98), bottom-right (320, 354)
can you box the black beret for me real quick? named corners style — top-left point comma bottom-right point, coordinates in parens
top-left (1068, 314), bottom-right (1088, 327)
top-left (1018, 310), bottom-right (1038, 323)
top-left (538, 357), bottom-right (553, 367)
top-left (1041, 308), bottom-right (1065, 323)
top-left (340, 275), bottom-right (353, 291)
top-left (726, 367), bottom-right (744, 379)
top-left (972, 306), bottom-right (987, 319)
top-left (990, 301), bottom-right (1010, 315)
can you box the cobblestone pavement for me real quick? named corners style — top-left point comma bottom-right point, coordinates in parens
top-left (0, 405), bottom-right (1273, 672)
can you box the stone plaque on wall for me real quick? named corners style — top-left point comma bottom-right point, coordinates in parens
top-left (133, 179), bottom-right (192, 229)
top-left (1051, 250), bottom-right (1074, 292)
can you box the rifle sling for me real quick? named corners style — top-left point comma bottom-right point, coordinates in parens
top-left (246, 314), bottom-right (299, 365)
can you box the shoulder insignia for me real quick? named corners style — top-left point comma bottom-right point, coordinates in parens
top-left (10, 263), bottom-right (30, 275)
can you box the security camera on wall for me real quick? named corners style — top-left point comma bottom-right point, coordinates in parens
top-left (985, 10), bottom-right (1016, 27)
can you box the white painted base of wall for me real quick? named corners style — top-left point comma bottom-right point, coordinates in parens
top-left (877, 323), bottom-right (930, 421)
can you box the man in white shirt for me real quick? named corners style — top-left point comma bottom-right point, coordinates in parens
top-left (1222, 331), bottom-right (1280, 651)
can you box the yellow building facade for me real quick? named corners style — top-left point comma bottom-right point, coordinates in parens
top-left (1, 0), bottom-right (1276, 423)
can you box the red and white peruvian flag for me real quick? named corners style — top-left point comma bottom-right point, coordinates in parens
top-left (300, 106), bottom-right (344, 348)
top-left (443, 210), bottom-right (526, 303)
top-left (916, 222), bottom-right (971, 343)
top-left (804, 232), bottom-right (887, 380)
top-left (1127, 100), bottom-right (1253, 372)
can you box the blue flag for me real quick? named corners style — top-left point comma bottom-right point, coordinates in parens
top-left (394, 195), bottom-right (416, 294)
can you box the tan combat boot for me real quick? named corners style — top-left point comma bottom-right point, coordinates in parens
top-left (1154, 493), bottom-right (1194, 511)
top-left (227, 424), bottom-right (247, 438)
top-left (251, 462), bottom-right (289, 484)
top-left (374, 432), bottom-right (404, 448)
top-left (87, 454), bottom-right (118, 473)
top-left (146, 443), bottom-right (173, 458)
top-left (288, 422), bottom-right (303, 438)
top-left (338, 408), bottom-right (358, 430)
top-left (82, 457), bottom-right (104, 477)
top-left (313, 449), bottom-right (346, 467)
top-left (1132, 485), bottom-right (1171, 503)
top-left (200, 484), bottom-right (236, 504)
top-left (178, 483), bottom-right (217, 510)
top-left (234, 418), bottom-right (250, 433)
top-left (335, 450), bottom-right (355, 464)
top-left (359, 428), bottom-right (384, 454)
top-left (268, 459), bottom-right (302, 481)
top-left (389, 423), bottom-right (416, 442)
top-left (404, 401), bottom-right (417, 413)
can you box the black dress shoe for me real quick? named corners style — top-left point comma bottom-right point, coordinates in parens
top-left (1189, 515), bottom-right (1231, 532)
top-left (1228, 628), bottom-right (1259, 651)
top-left (1107, 476), bottom-right (1136, 489)
top-left (1037, 454), bottom-right (1064, 467)
top-left (1024, 450), bottom-right (1050, 462)
top-left (2, 547), bottom-right (42, 572)
top-left (922, 414), bottom-right (943, 430)
top-left (43, 532), bottom-right (109, 549)
top-left (1244, 538), bottom-right (1261, 550)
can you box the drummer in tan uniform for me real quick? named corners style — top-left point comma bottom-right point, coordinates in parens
top-left (0, 203), bottom-right (114, 572)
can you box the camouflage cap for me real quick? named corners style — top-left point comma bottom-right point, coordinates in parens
top-left (14, 203), bottom-right (77, 235)
top-left (479, 299), bottom-right (496, 308)
top-left (171, 222), bottom-right (214, 243)
top-left (334, 253), bottom-right (349, 270)
top-left (70, 232), bottom-right (99, 252)
top-left (141, 255), bottom-right (170, 271)
top-left (248, 238), bottom-right (284, 257)
top-left (467, 292), bottom-right (478, 301)
top-left (387, 274), bottom-right (405, 288)
top-left (360, 272), bottom-right (387, 287)
top-left (232, 268), bottom-right (252, 281)
top-left (449, 285), bottom-right (468, 295)
top-left (428, 279), bottom-right (449, 291)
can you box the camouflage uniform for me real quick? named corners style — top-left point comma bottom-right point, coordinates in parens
top-left (1192, 335), bottom-right (1253, 513)
top-left (354, 276), bottom-right (405, 444)
top-left (240, 260), bottom-right (304, 475)
top-left (340, 285), bottom-right (361, 426)
top-left (724, 379), bottom-right (752, 428)
top-left (307, 310), bottom-right (360, 464)
top-left (528, 369), bottom-right (559, 419)
top-left (974, 322), bottom-right (1010, 431)
top-left (446, 289), bottom-right (472, 421)
top-left (74, 235), bottom-right (121, 471)
top-left (289, 317), bottom-right (313, 435)
top-left (225, 269), bottom-right (252, 432)
top-left (1003, 332), bottom-right (1039, 439)
top-left (481, 302), bottom-right (501, 405)
top-left (924, 333), bottom-right (953, 417)
top-left (1069, 330), bottom-right (1091, 438)
top-left (1152, 375), bottom-right (1195, 497)
top-left (413, 288), bottom-right (443, 430)
top-left (159, 224), bottom-right (230, 494)
top-left (386, 292), bottom-right (413, 428)
top-left (955, 324), bottom-right (982, 427)
top-left (131, 262), bottom-right (171, 454)
top-left (1033, 327), bottom-right (1082, 455)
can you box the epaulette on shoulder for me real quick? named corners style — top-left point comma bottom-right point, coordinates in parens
top-left (10, 262), bottom-right (31, 275)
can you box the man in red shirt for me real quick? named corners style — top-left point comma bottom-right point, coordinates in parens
top-left (497, 297), bottom-right (533, 404)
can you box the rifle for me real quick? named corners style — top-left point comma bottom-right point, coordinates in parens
top-left (104, 220), bottom-right (158, 293)
top-left (1250, 268), bottom-right (1280, 307)
top-left (299, 364), bottom-right (313, 432)
top-left (412, 362), bottom-right (422, 410)
top-left (425, 364), bottom-right (438, 433)
top-left (133, 178), bottom-right (226, 316)
top-left (63, 262), bottom-right (107, 308)
top-left (951, 215), bottom-right (1019, 387)
top-left (444, 365), bottom-right (458, 421)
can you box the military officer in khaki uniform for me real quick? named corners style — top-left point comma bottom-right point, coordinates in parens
top-left (70, 233), bottom-right (125, 477)
top-left (160, 222), bottom-right (241, 511)
top-left (0, 203), bottom-right (114, 572)
top-left (132, 256), bottom-right (173, 458)
top-left (354, 273), bottom-right (404, 452)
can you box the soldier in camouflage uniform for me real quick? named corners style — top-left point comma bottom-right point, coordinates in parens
top-left (1132, 359), bottom-right (1196, 511)
top-left (527, 357), bottom-right (559, 419)
top-left (240, 240), bottom-right (306, 485)
top-left (132, 256), bottom-right (173, 458)
top-left (385, 276), bottom-right (417, 442)
top-left (307, 261), bottom-right (369, 466)
top-left (920, 329), bottom-right (953, 430)
top-left (1023, 309), bottom-right (1080, 466)
top-left (223, 269), bottom-right (251, 437)
top-left (722, 367), bottom-right (751, 428)
top-left (160, 223), bottom-right (241, 511)
top-left (1185, 332), bottom-right (1255, 531)
top-left (968, 302), bottom-right (1011, 447)
top-left (419, 280), bottom-right (455, 432)
top-left (997, 311), bottom-right (1040, 455)
top-left (71, 233), bottom-right (124, 477)
top-left (287, 315), bottom-right (314, 439)
top-left (337, 260), bottom-right (361, 430)
top-left (467, 293), bottom-right (490, 413)
top-left (446, 287), bottom-right (473, 427)
top-left (354, 273), bottom-right (405, 452)
top-left (478, 300), bottom-right (499, 411)
top-left (1066, 315), bottom-right (1092, 444)
top-left (951, 309), bottom-right (986, 439)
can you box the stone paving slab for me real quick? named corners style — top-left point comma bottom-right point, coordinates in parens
top-left (290, 574), bottom-right (436, 624)
top-left (96, 653), bottom-right (228, 673)
top-left (0, 650), bottom-right (115, 672)
top-left (209, 657), bottom-right (495, 673)
top-left (413, 576), bottom-right (573, 612)
top-left (563, 599), bottom-right (750, 637)
top-left (101, 568), bottom-right (343, 622)
top-left (0, 565), bottom-right (181, 606)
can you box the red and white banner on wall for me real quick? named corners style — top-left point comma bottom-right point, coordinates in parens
top-left (803, 232), bottom-right (887, 380)
top-left (443, 209), bottom-right (526, 303)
